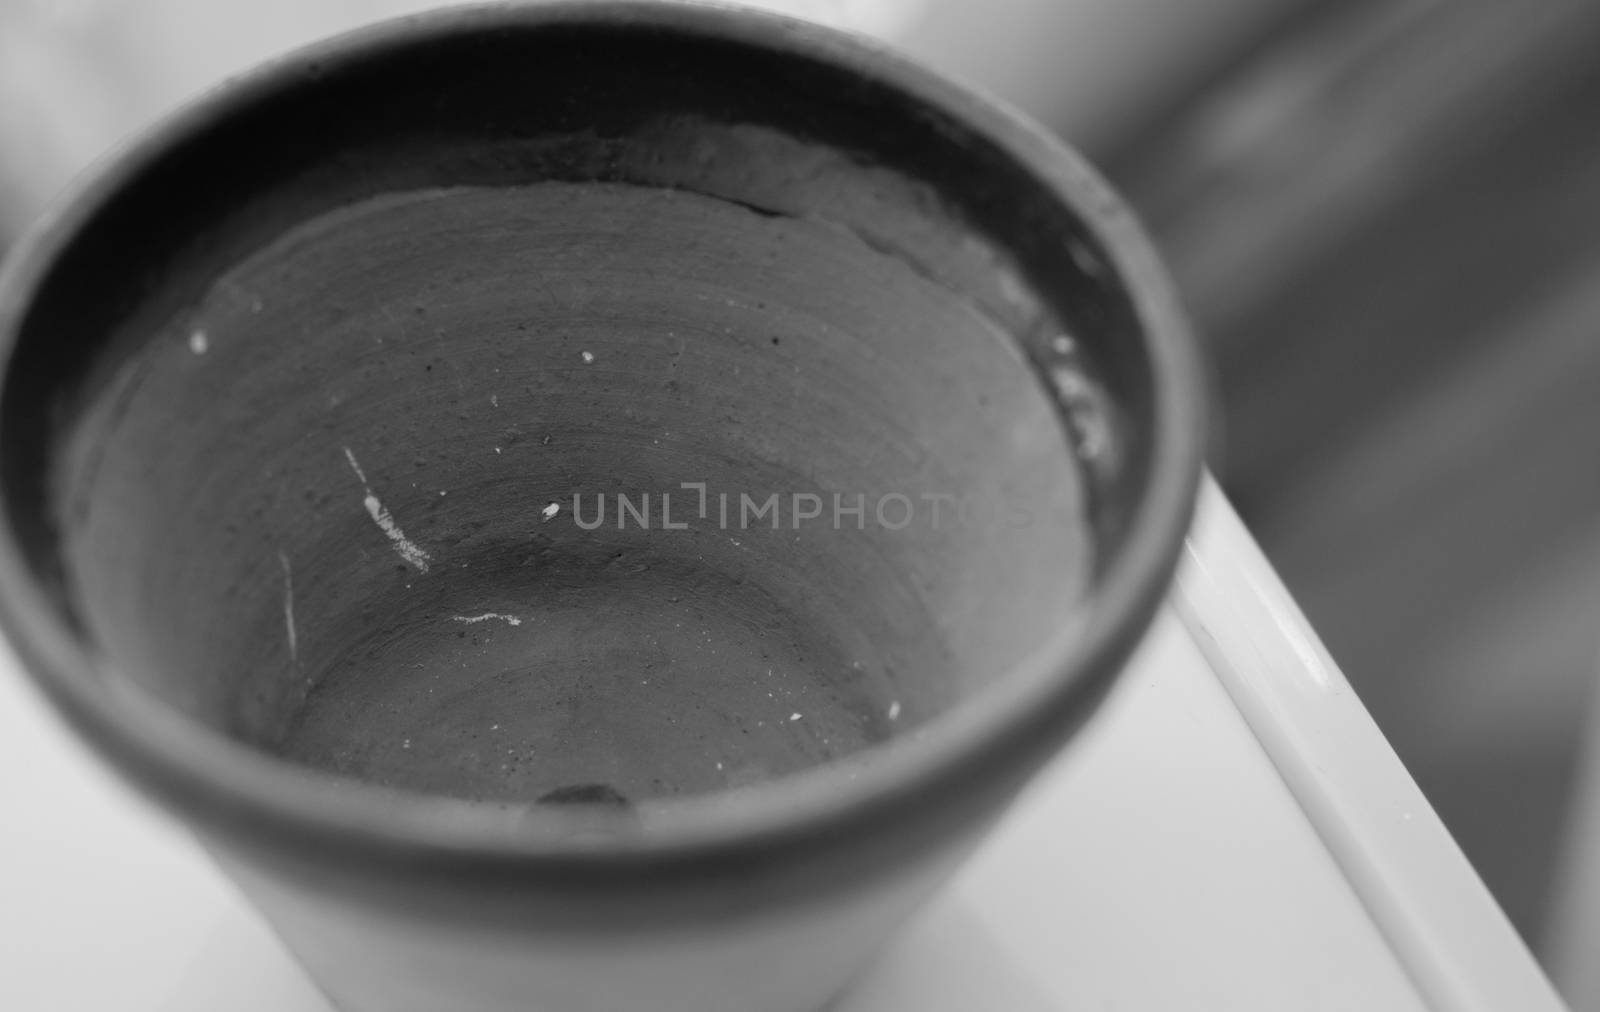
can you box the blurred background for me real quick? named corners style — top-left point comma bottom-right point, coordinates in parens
top-left (4, 0), bottom-right (1600, 1004)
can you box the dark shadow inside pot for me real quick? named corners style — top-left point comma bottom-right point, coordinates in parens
top-left (4, 20), bottom-right (1155, 805)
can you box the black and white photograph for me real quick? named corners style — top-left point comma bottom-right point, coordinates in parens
top-left (0, 2), bottom-right (1595, 1010)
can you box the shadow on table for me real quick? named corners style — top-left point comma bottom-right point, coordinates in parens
top-left (837, 898), bottom-right (1061, 1012)
top-left (160, 905), bottom-right (330, 1012)
top-left (159, 892), bottom-right (1054, 1012)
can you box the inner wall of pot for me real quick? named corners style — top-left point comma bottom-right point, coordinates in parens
top-left (40, 88), bottom-right (1126, 797)
top-left (54, 174), bottom-right (1094, 804)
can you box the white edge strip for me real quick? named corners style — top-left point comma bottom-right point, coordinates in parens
top-left (1173, 474), bottom-right (1567, 1012)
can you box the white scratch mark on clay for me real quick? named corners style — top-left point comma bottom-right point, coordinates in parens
top-left (278, 551), bottom-right (297, 663)
top-left (343, 446), bottom-right (431, 572)
top-left (542, 502), bottom-right (560, 521)
top-left (453, 612), bottom-right (523, 627)
top-left (888, 701), bottom-right (901, 721)
top-left (188, 329), bottom-right (208, 354)
top-left (342, 446), bottom-right (368, 484)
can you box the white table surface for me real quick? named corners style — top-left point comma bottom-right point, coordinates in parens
top-left (0, 479), bottom-right (1567, 1011)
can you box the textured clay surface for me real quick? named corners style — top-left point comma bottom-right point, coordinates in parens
top-left (61, 183), bottom-right (1092, 803)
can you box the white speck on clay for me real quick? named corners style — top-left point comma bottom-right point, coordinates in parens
top-left (790, 713), bottom-right (802, 722)
top-left (490, 394), bottom-right (499, 408)
top-left (343, 446), bottom-right (432, 572)
top-left (581, 351), bottom-right (595, 364)
top-left (1051, 333), bottom-right (1077, 355)
top-left (278, 551), bottom-right (297, 663)
top-left (888, 701), bottom-right (902, 721)
top-left (188, 329), bottom-right (208, 354)
top-left (452, 612), bottom-right (523, 627)
top-left (542, 502), bottom-right (560, 521)
top-left (402, 739), bottom-right (411, 749)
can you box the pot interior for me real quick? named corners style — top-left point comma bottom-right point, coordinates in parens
top-left (5, 18), bottom-right (1153, 807)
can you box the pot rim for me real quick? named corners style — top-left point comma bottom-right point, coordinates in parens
top-left (0, 0), bottom-right (1204, 886)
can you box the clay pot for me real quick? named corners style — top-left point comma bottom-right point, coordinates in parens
top-left (0, 4), bottom-right (1203, 1011)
